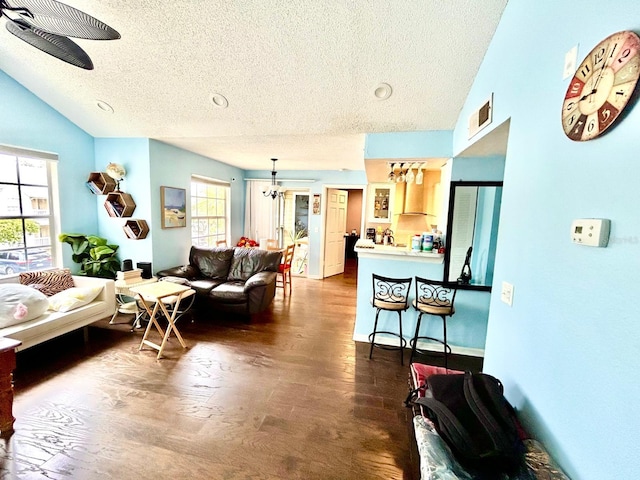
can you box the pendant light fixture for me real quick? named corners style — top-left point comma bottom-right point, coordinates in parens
top-left (262, 158), bottom-right (284, 199)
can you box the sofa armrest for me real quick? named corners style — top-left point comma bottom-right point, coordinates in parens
top-left (156, 265), bottom-right (199, 280)
top-left (244, 271), bottom-right (277, 291)
top-left (72, 275), bottom-right (116, 312)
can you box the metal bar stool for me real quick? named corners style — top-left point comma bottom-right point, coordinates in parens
top-left (410, 276), bottom-right (457, 369)
top-left (368, 274), bottom-right (412, 365)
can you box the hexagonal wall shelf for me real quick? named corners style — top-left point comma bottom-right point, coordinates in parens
top-left (123, 219), bottom-right (149, 239)
top-left (86, 172), bottom-right (116, 195)
top-left (104, 192), bottom-right (136, 217)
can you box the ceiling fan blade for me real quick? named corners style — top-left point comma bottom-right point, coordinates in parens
top-left (6, 18), bottom-right (93, 69)
top-left (5, 0), bottom-right (120, 40)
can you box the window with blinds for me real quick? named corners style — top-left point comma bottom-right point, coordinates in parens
top-left (0, 146), bottom-right (58, 276)
top-left (190, 176), bottom-right (230, 247)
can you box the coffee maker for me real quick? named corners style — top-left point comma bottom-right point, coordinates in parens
top-left (365, 228), bottom-right (376, 242)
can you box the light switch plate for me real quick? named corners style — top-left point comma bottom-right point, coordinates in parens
top-left (563, 45), bottom-right (578, 79)
top-left (501, 281), bottom-right (514, 306)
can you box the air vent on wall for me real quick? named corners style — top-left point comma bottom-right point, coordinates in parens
top-left (468, 93), bottom-right (493, 139)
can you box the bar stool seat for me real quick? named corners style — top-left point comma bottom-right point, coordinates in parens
top-left (410, 276), bottom-right (457, 369)
top-left (368, 274), bottom-right (412, 365)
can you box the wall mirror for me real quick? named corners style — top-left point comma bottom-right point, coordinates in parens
top-left (443, 181), bottom-right (503, 291)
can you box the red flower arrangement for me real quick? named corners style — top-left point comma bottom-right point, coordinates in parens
top-left (236, 236), bottom-right (258, 248)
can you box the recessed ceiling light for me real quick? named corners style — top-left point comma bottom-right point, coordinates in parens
top-left (211, 93), bottom-right (229, 108)
top-left (373, 83), bottom-right (392, 101)
top-left (96, 100), bottom-right (114, 113)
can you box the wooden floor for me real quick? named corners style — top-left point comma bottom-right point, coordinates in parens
top-left (2, 259), bottom-right (481, 479)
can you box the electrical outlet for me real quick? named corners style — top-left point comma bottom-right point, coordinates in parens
top-left (501, 281), bottom-right (514, 306)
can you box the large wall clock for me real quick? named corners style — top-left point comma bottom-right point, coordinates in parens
top-left (562, 30), bottom-right (640, 141)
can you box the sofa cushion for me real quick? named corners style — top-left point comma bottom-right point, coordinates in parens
top-left (209, 281), bottom-right (247, 304)
top-left (189, 278), bottom-right (225, 296)
top-left (0, 284), bottom-right (49, 328)
top-left (19, 268), bottom-right (75, 296)
top-left (228, 248), bottom-right (282, 281)
top-left (189, 246), bottom-right (234, 279)
top-left (48, 286), bottom-right (103, 312)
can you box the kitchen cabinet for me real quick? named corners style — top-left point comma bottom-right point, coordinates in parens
top-left (367, 184), bottom-right (394, 223)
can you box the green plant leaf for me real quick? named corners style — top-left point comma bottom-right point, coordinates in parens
top-left (60, 232), bottom-right (119, 279)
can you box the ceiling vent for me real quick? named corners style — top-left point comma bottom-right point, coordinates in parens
top-left (468, 93), bottom-right (493, 139)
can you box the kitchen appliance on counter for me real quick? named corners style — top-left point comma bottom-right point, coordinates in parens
top-left (365, 228), bottom-right (376, 241)
top-left (383, 228), bottom-right (394, 245)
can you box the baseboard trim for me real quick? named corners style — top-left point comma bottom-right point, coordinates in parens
top-left (352, 333), bottom-right (484, 358)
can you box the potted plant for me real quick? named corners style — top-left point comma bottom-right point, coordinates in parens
top-left (59, 233), bottom-right (120, 279)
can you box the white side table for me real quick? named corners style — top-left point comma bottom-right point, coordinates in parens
top-left (110, 276), bottom-right (158, 327)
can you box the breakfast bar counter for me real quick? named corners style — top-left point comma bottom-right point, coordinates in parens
top-left (352, 243), bottom-right (488, 359)
top-left (354, 244), bottom-right (444, 263)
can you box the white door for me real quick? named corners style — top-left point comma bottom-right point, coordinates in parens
top-left (324, 189), bottom-right (348, 277)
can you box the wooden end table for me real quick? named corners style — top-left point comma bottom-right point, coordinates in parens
top-left (0, 337), bottom-right (21, 436)
top-left (130, 282), bottom-right (195, 359)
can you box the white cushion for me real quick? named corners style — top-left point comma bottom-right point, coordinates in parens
top-left (0, 284), bottom-right (49, 327)
top-left (48, 286), bottom-right (103, 313)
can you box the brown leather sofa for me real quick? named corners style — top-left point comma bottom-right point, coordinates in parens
top-left (156, 246), bottom-right (282, 317)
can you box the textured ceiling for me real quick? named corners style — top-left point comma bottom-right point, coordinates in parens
top-left (0, 0), bottom-right (508, 171)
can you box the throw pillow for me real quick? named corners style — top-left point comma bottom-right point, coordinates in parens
top-left (19, 268), bottom-right (75, 296)
top-left (0, 284), bottom-right (49, 328)
top-left (48, 286), bottom-right (103, 313)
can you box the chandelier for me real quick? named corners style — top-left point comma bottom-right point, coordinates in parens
top-left (387, 162), bottom-right (424, 185)
top-left (262, 158), bottom-right (284, 199)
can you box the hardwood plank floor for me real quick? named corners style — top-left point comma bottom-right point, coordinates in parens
top-left (2, 259), bottom-right (481, 479)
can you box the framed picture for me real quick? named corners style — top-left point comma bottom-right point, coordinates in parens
top-left (160, 186), bottom-right (187, 228)
top-left (312, 194), bottom-right (321, 215)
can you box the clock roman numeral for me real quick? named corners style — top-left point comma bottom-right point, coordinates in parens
top-left (579, 64), bottom-right (591, 80)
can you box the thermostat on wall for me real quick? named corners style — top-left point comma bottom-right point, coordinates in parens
top-left (571, 218), bottom-right (610, 247)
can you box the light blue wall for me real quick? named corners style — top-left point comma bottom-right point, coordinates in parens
top-left (96, 139), bottom-right (247, 273)
top-left (95, 138), bottom-right (152, 269)
top-left (454, 1), bottom-right (640, 478)
top-left (0, 70), bottom-right (97, 271)
top-left (450, 156), bottom-right (505, 181)
top-left (149, 140), bottom-right (246, 272)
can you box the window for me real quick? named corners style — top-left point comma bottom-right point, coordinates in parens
top-left (0, 147), bottom-right (58, 276)
top-left (190, 176), bottom-right (230, 247)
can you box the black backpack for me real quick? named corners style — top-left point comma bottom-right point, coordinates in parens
top-left (415, 372), bottom-right (523, 474)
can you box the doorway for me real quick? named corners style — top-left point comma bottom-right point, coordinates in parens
top-left (283, 190), bottom-right (310, 277)
top-left (322, 186), bottom-right (365, 278)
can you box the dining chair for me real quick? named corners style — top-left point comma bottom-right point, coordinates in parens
top-left (276, 244), bottom-right (295, 294)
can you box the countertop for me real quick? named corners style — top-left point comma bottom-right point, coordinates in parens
top-left (354, 244), bottom-right (444, 263)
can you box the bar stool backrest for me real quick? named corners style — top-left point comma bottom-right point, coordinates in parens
top-left (372, 274), bottom-right (412, 310)
top-left (414, 276), bottom-right (457, 315)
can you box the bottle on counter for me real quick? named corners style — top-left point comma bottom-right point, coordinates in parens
top-left (412, 234), bottom-right (422, 251)
top-left (432, 230), bottom-right (441, 251)
top-left (375, 226), bottom-right (383, 244)
top-left (422, 232), bottom-right (433, 252)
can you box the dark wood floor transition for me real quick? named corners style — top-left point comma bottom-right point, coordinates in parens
top-left (2, 259), bottom-right (481, 479)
